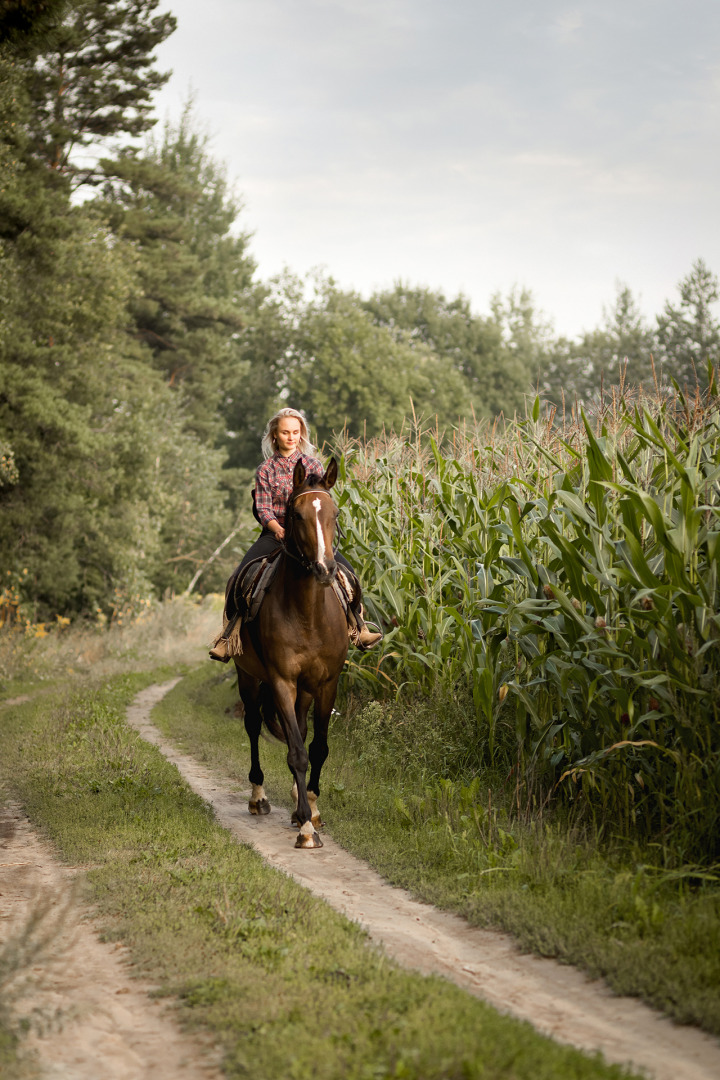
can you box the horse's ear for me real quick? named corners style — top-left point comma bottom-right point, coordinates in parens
top-left (293, 460), bottom-right (306, 488)
top-left (323, 457), bottom-right (338, 490)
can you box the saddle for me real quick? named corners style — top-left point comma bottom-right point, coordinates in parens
top-left (220, 551), bottom-right (359, 657)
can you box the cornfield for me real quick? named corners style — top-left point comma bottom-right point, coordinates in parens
top-left (337, 378), bottom-right (720, 860)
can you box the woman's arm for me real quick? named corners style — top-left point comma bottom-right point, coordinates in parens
top-left (255, 462), bottom-right (285, 539)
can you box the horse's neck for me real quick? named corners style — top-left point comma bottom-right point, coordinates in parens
top-left (279, 559), bottom-right (326, 616)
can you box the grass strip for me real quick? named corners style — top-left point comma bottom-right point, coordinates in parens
top-left (0, 670), bottom-right (637, 1080)
top-left (154, 666), bottom-right (720, 1036)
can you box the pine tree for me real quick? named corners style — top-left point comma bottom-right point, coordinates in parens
top-left (99, 107), bottom-right (256, 444)
top-left (656, 259), bottom-right (720, 388)
top-left (19, 0), bottom-right (176, 186)
top-left (0, 39), bottom-right (237, 614)
top-left (0, 0), bottom-right (69, 45)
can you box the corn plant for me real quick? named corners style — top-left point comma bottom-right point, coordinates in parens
top-left (337, 381), bottom-right (720, 860)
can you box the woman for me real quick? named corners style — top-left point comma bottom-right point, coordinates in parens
top-left (210, 407), bottom-right (382, 661)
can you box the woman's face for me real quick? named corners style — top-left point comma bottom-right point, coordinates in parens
top-left (275, 417), bottom-right (303, 456)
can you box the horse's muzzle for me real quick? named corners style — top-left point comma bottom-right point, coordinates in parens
top-left (313, 558), bottom-right (337, 586)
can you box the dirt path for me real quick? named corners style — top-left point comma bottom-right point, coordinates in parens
top-left (127, 679), bottom-right (720, 1080)
top-left (0, 802), bottom-right (223, 1079)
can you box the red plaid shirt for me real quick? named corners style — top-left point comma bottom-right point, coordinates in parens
top-left (254, 451), bottom-right (323, 528)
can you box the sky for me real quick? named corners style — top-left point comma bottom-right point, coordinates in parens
top-left (151, 0), bottom-right (720, 339)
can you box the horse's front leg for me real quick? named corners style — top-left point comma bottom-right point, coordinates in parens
top-left (291, 689), bottom-right (313, 827)
top-left (272, 679), bottom-right (322, 849)
top-left (306, 677), bottom-right (339, 831)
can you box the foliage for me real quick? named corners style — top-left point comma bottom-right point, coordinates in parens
top-left (0, 675), bottom-right (636, 1080)
top-left (100, 104), bottom-right (256, 444)
top-left (18, 0), bottom-right (176, 187)
top-left (540, 285), bottom-right (657, 407)
top-left (656, 258), bottom-right (720, 390)
top-left (364, 283), bottom-right (532, 419)
top-left (337, 383), bottom-right (720, 861)
top-left (0, 42), bottom-right (242, 615)
top-left (284, 275), bottom-right (474, 445)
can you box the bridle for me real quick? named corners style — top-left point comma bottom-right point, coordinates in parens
top-left (284, 488), bottom-right (338, 572)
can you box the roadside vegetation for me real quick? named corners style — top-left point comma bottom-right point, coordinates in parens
top-left (153, 664), bottom-right (720, 1037)
top-left (340, 380), bottom-right (720, 867)
top-left (0, 676), bottom-right (638, 1080)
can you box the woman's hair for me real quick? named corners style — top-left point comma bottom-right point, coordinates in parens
top-left (261, 407), bottom-right (315, 459)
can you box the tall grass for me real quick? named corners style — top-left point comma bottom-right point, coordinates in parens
top-left (337, 377), bottom-right (720, 862)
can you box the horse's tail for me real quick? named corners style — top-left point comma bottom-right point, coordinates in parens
top-left (259, 683), bottom-right (286, 743)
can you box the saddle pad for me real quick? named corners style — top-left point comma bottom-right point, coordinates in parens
top-left (230, 549), bottom-right (282, 624)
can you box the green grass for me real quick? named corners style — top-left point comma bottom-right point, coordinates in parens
top-left (154, 665), bottom-right (720, 1037)
top-left (0, 671), bottom-right (636, 1080)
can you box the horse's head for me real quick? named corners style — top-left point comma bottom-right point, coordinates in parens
top-left (286, 458), bottom-right (340, 585)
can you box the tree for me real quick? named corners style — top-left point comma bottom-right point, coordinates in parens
top-left (0, 0), bottom-right (69, 45)
top-left (99, 107), bottom-right (256, 444)
top-left (365, 284), bottom-right (532, 418)
top-left (586, 284), bottom-right (656, 388)
top-left (656, 259), bottom-right (720, 388)
top-left (0, 55), bottom-right (238, 614)
top-left (282, 278), bottom-right (472, 447)
top-left (19, 0), bottom-right (176, 187)
top-left (219, 271), bottom-right (302, 470)
top-left (538, 285), bottom-right (657, 408)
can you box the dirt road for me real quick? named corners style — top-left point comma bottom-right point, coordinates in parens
top-left (126, 679), bottom-right (720, 1080)
top-left (0, 802), bottom-right (222, 1080)
top-left (3, 679), bottom-right (720, 1080)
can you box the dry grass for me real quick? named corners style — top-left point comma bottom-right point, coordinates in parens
top-left (0, 594), bottom-right (223, 690)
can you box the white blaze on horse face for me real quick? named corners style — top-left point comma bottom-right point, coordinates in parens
top-left (312, 497), bottom-right (327, 568)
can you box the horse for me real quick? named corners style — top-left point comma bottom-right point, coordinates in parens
top-left (232, 457), bottom-right (348, 849)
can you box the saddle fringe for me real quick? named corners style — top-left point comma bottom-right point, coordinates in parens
top-left (211, 616), bottom-right (243, 658)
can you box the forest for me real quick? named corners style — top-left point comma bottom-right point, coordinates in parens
top-left (2, 0), bottom-right (719, 623)
top-left (2, 9), bottom-right (720, 1076)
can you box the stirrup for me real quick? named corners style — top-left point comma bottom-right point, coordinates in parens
top-left (209, 638), bottom-right (232, 663)
top-left (348, 602), bottom-right (383, 651)
top-left (357, 622), bottom-right (383, 650)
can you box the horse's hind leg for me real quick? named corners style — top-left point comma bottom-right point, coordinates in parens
top-left (237, 670), bottom-right (270, 816)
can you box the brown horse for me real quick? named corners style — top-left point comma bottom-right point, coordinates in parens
top-left (233, 457), bottom-right (348, 848)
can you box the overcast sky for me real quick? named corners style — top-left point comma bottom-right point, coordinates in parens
top-left (151, 0), bottom-right (720, 338)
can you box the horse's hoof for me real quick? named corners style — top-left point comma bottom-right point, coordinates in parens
top-left (294, 829), bottom-right (323, 849)
top-left (249, 799), bottom-right (271, 816)
top-left (311, 815), bottom-right (324, 829)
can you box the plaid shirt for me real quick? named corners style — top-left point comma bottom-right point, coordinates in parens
top-left (254, 451), bottom-right (323, 528)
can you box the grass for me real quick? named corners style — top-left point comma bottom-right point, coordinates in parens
top-left (0, 670), bottom-right (637, 1080)
top-left (153, 665), bottom-right (720, 1037)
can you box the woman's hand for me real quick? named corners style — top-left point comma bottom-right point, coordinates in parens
top-left (268, 520), bottom-right (285, 541)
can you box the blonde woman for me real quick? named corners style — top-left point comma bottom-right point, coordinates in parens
top-left (210, 408), bottom-right (382, 661)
